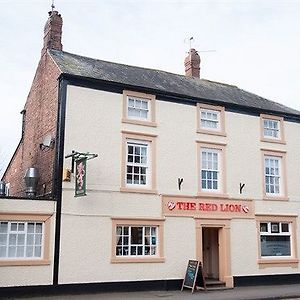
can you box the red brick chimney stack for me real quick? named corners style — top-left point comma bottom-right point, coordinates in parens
top-left (42, 11), bottom-right (63, 55)
top-left (184, 48), bottom-right (201, 78)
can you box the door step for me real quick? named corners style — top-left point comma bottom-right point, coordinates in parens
top-left (204, 279), bottom-right (230, 291)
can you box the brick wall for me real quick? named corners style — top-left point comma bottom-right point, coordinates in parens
top-left (3, 52), bottom-right (61, 197)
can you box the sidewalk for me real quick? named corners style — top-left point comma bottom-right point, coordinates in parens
top-left (5, 284), bottom-right (300, 300)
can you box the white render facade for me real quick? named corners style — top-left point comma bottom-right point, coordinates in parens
top-left (2, 80), bottom-right (300, 290)
top-left (58, 85), bottom-right (300, 286)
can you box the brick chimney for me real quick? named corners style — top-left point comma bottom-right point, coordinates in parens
top-left (42, 10), bottom-right (63, 55)
top-left (184, 48), bottom-right (201, 78)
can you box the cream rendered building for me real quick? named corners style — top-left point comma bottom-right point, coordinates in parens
top-left (1, 10), bottom-right (300, 296)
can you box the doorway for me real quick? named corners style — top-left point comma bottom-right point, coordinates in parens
top-left (202, 227), bottom-right (219, 280)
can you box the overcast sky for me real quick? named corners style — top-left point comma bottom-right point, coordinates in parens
top-left (1, 0), bottom-right (300, 173)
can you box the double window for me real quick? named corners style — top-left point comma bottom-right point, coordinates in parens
top-left (197, 103), bottom-right (226, 136)
top-left (0, 221), bottom-right (43, 259)
top-left (122, 90), bottom-right (156, 126)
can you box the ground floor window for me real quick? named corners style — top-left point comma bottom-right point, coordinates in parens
top-left (260, 222), bottom-right (291, 257)
top-left (111, 218), bottom-right (165, 263)
top-left (0, 213), bottom-right (52, 266)
top-left (116, 225), bottom-right (157, 256)
top-left (0, 221), bottom-right (43, 259)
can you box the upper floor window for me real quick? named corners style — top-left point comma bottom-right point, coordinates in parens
top-left (201, 148), bottom-right (219, 191)
top-left (197, 103), bottom-right (226, 136)
top-left (198, 142), bottom-right (227, 196)
top-left (260, 114), bottom-right (285, 144)
top-left (126, 141), bottom-right (149, 186)
top-left (128, 97), bottom-right (149, 121)
top-left (262, 150), bottom-right (288, 201)
top-left (264, 156), bottom-right (281, 195)
top-left (121, 131), bottom-right (157, 193)
top-left (123, 90), bottom-right (156, 127)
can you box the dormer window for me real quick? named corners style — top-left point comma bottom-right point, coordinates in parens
top-left (122, 90), bottom-right (156, 127)
top-left (260, 114), bottom-right (285, 144)
top-left (197, 103), bottom-right (226, 136)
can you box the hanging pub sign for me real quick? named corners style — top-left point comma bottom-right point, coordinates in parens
top-left (65, 151), bottom-right (98, 197)
top-left (75, 157), bottom-right (87, 197)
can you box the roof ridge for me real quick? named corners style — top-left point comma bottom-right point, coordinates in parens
top-left (49, 49), bottom-right (193, 79)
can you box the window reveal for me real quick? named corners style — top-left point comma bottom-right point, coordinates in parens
top-left (260, 222), bottom-right (291, 257)
top-left (201, 149), bottom-right (219, 190)
top-left (0, 221), bottom-right (43, 259)
top-left (126, 141), bottom-right (148, 186)
top-left (116, 225), bottom-right (157, 256)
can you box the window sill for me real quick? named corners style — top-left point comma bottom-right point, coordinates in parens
top-left (258, 258), bottom-right (298, 268)
top-left (261, 138), bottom-right (286, 145)
top-left (0, 259), bottom-right (50, 267)
top-left (122, 118), bottom-right (157, 127)
top-left (111, 257), bottom-right (165, 264)
top-left (120, 187), bottom-right (158, 194)
top-left (197, 129), bottom-right (226, 137)
top-left (263, 196), bottom-right (289, 201)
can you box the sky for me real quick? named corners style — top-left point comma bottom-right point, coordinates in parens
top-left (1, 0), bottom-right (300, 173)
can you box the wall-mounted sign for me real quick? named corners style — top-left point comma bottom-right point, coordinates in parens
top-left (75, 158), bottom-right (87, 197)
top-left (65, 150), bottom-right (98, 197)
top-left (162, 195), bottom-right (254, 219)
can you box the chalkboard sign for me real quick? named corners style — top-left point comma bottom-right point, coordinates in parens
top-left (181, 260), bottom-right (206, 293)
top-left (195, 262), bottom-right (206, 291)
top-left (181, 260), bottom-right (199, 293)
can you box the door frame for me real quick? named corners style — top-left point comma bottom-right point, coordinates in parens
top-left (195, 218), bottom-right (233, 288)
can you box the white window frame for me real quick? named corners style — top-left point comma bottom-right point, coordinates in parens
top-left (127, 96), bottom-right (150, 121)
top-left (126, 140), bottom-right (150, 188)
top-left (0, 221), bottom-right (44, 260)
top-left (259, 221), bottom-right (292, 258)
top-left (264, 156), bottom-right (281, 196)
top-left (201, 148), bottom-right (221, 192)
top-left (263, 119), bottom-right (280, 140)
top-left (200, 109), bottom-right (220, 131)
top-left (116, 225), bottom-right (158, 257)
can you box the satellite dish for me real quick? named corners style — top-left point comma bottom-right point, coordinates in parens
top-left (40, 134), bottom-right (54, 150)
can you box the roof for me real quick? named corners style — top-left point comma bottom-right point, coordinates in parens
top-left (49, 49), bottom-right (300, 117)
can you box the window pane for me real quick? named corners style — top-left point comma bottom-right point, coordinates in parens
top-left (260, 223), bottom-right (268, 232)
top-left (261, 236), bottom-right (291, 256)
top-left (0, 222), bottom-right (8, 233)
top-left (131, 227), bottom-right (143, 244)
top-left (281, 223), bottom-right (289, 233)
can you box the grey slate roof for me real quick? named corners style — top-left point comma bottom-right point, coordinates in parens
top-left (49, 49), bottom-right (300, 117)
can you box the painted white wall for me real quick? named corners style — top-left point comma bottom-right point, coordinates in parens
top-left (59, 85), bottom-right (300, 283)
